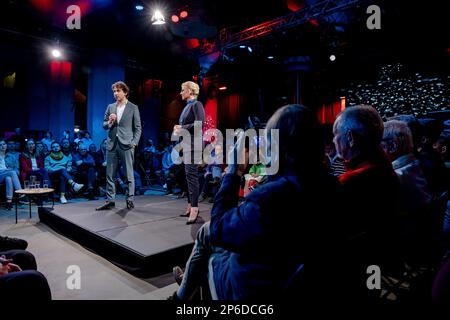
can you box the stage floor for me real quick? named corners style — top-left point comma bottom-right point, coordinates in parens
top-left (39, 195), bottom-right (212, 276)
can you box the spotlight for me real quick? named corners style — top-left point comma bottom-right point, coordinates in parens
top-left (329, 54), bottom-right (336, 61)
top-left (51, 49), bottom-right (62, 59)
top-left (267, 56), bottom-right (274, 60)
top-left (171, 14), bottom-right (179, 23)
top-left (247, 46), bottom-right (253, 53)
top-left (218, 86), bottom-right (227, 91)
top-left (151, 10), bottom-right (165, 25)
top-left (135, 5), bottom-right (144, 11)
top-left (239, 45), bottom-right (246, 49)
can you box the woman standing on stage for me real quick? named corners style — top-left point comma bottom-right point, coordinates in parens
top-left (174, 81), bottom-right (205, 224)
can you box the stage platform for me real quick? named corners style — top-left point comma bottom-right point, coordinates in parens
top-left (39, 195), bottom-right (212, 277)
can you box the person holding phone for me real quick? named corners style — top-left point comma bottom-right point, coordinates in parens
top-left (170, 105), bottom-right (341, 300)
top-left (96, 81), bottom-right (142, 211)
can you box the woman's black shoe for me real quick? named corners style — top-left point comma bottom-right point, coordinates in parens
top-left (186, 209), bottom-right (200, 225)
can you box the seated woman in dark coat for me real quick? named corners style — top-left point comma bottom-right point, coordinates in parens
top-left (171, 104), bottom-right (341, 300)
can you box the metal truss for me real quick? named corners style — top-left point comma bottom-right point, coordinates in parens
top-left (217, 0), bottom-right (364, 51)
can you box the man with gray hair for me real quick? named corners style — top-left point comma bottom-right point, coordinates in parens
top-left (333, 105), bottom-right (400, 301)
top-left (382, 120), bottom-right (432, 214)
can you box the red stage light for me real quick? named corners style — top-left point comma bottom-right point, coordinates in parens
top-left (171, 15), bottom-right (179, 23)
top-left (287, 0), bottom-right (304, 12)
top-left (185, 38), bottom-right (200, 49)
top-left (31, 0), bottom-right (54, 12)
top-left (179, 10), bottom-right (188, 19)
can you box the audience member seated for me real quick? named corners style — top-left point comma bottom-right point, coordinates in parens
top-left (10, 127), bottom-right (26, 149)
top-left (417, 119), bottom-right (448, 199)
top-left (72, 143), bottom-right (97, 200)
top-left (160, 143), bottom-right (174, 186)
top-left (35, 141), bottom-right (48, 158)
top-left (166, 164), bottom-right (187, 197)
top-left (433, 134), bottom-right (450, 199)
top-left (170, 104), bottom-right (341, 301)
top-left (333, 105), bottom-right (402, 300)
top-left (137, 143), bottom-right (159, 186)
top-left (45, 142), bottom-right (83, 204)
top-left (382, 120), bottom-right (432, 214)
top-left (73, 131), bottom-right (82, 146)
top-left (19, 139), bottom-right (52, 187)
top-left (41, 130), bottom-right (54, 152)
top-left (88, 143), bottom-right (97, 155)
top-left (200, 144), bottom-right (224, 202)
top-left (243, 162), bottom-right (267, 197)
top-left (143, 138), bottom-right (157, 154)
top-left (0, 139), bottom-right (23, 210)
top-left (5, 140), bottom-right (20, 175)
top-left (0, 235), bottom-right (51, 300)
top-left (433, 135), bottom-right (450, 167)
top-left (382, 120), bottom-right (435, 265)
top-left (61, 129), bottom-right (71, 142)
top-left (60, 138), bottom-right (73, 158)
top-left (81, 131), bottom-right (93, 148)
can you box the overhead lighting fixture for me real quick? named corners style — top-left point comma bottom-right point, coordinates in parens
top-left (151, 10), bottom-right (165, 25)
top-left (51, 48), bottom-right (62, 59)
top-left (135, 5), bottom-right (144, 11)
top-left (247, 46), bottom-right (253, 53)
top-left (329, 54), bottom-right (336, 61)
top-left (218, 86), bottom-right (227, 91)
top-left (179, 10), bottom-right (188, 19)
top-left (267, 55), bottom-right (274, 60)
top-left (239, 45), bottom-right (246, 49)
top-left (171, 14), bottom-right (179, 23)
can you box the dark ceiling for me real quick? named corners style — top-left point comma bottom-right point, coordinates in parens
top-left (1, 0), bottom-right (449, 79)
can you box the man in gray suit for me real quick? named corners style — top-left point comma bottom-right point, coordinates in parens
top-left (96, 81), bottom-right (141, 210)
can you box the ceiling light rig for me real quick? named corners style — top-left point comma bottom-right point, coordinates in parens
top-left (170, 6), bottom-right (189, 24)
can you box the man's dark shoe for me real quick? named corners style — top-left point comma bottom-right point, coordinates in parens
top-left (95, 201), bottom-right (115, 211)
top-left (0, 236), bottom-right (28, 251)
top-left (126, 200), bottom-right (134, 210)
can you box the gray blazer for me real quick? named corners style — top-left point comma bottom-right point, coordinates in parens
top-left (103, 101), bottom-right (142, 151)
